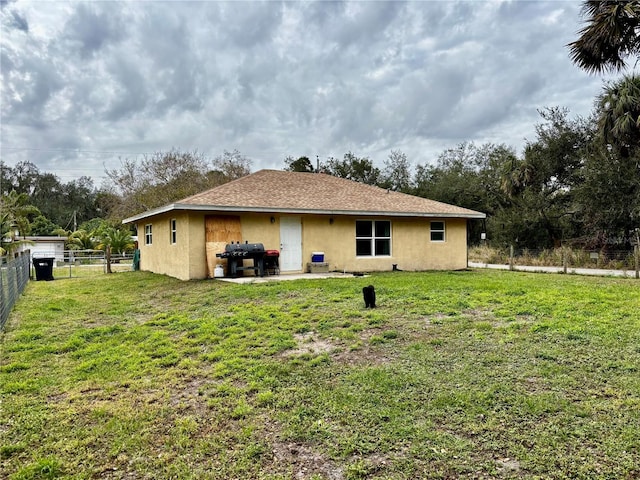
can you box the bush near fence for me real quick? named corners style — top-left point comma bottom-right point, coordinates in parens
top-left (470, 245), bottom-right (639, 271)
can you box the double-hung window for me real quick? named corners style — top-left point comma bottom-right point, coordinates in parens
top-left (144, 224), bottom-right (153, 245)
top-left (430, 221), bottom-right (445, 242)
top-left (356, 220), bottom-right (391, 256)
top-left (170, 219), bottom-right (177, 244)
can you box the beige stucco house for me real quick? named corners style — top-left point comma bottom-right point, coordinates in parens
top-left (122, 169), bottom-right (485, 280)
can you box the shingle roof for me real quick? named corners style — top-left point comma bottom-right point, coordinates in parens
top-left (123, 169), bottom-right (485, 223)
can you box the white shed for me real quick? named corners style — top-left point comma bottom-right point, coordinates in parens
top-left (17, 237), bottom-right (67, 262)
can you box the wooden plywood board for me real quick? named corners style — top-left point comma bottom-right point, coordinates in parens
top-left (205, 215), bottom-right (242, 243)
top-left (205, 215), bottom-right (242, 277)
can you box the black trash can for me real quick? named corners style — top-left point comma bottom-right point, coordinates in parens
top-left (33, 257), bottom-right (55, 281)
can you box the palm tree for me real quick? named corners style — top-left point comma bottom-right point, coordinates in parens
top-left (597, 74), bottom-right (640, 156)
top-left (568, 0), bottom-right (640, 74)
top-left (67, 229), bottom-right (98, 251)
top-left (1, 213), bottom-right (16, 256)
top-left (97, 227), bottom-right (135, 255)
top-left (0, 212), bottom-right (33, 256)
top-left (0, 190), bottom-right (40, 241)
top-left (96, 227), bottom-right (135, 274)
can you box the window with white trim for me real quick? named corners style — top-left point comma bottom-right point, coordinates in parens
top-left (144, 224), bottom-right (153, 245)
top-left (170, 219), bottom-right (177, 244)
top-left (430, 221), bottom-right (445, 242)
top-left (356, 220), bottom-right (391, 256)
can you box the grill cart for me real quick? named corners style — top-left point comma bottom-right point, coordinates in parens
top-left (216, 242), bottom-right (267, 278)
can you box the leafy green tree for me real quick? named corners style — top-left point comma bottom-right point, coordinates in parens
top-left (574, 78), bottom-right (640, 247)
top-left (79, 218), bottom-right (107, 234)
top-left (33, 175), bottom-right (99, 229)
top-left (413, 142), bottom-right (515, 245)
top-left (568, 0), bottom-right (640, 74)
top-left (1, 161), bottom-right (40, 195)
top-left (1, 161), bottom-right (100, 229)
top-left (568, 1), bottom-right (640, 247)
top-left (30, 216), bottom-right (63, 236)
top-left (414, 143), bottom-right (513, 212)
top-left (380, 150), bottom-right (412, 193)
top-left (574, 145), bottom-right (640, 247)
top-left (0, 161), bottom-right (11, 196)
top-left (497, 108), bottom-right (593, 248)
top-left (284, 156), bottom-right (315, 172)
top-left (324, 152), bottom-right (380, 185)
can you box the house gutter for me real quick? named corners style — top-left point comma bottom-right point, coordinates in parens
top-left (123, 203), bottom-right (486, 224)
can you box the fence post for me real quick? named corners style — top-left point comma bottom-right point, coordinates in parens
top-left (563, 246), bottom-right (568, 274)
top-left (0, 253), bottom-right (31, 330)
top-left (509, 245), bottom-right (514, 271)
top-left (635, 245), bottom-right (639, 280)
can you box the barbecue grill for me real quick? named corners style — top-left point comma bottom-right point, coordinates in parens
top-left (216, 241), bottom-right (267, 278)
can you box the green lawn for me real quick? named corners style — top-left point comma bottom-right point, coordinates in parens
top-left (1, 270), bottom-right (639, 479)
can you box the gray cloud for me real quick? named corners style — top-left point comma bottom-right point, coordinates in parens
top-left (0, 0), bottom-right (611, 183)
top-left (63, 2), bottom-right (125, 59)
top-left (8, 8), bottom-right (27, 31)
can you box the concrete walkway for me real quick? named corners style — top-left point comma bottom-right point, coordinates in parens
top-left (468, 262), bottom-right (639, 278)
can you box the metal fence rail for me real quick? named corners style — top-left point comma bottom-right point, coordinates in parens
top-left (52, 250), bottom-right (134, 278)
top-left (509, 248), bottom-right (638, 270)
top-left (0, 251), bottom-right (31, 330)
top-left (472, 246), bottom-right (639, 270)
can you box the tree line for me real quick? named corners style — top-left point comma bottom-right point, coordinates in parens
top-left (0, 149), bottom-right (253, 255)
top-left (1, 1), bottom-right (638, 254)
top-left (284, 104), bottom-right (637, 250)
top-left (2, 99), bottom-right (636, 255)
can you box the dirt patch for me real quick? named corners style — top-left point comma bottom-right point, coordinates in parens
top-left (167, 376), bottom-right (212, 413)
top-left (496, 457), bottom-right (521, 473)
top-left (283, 332), bottom-right (337, 357)
top-left (462, 308), bottom-right (494, 320)
top-left (271, 441), bottom-right (344, 480)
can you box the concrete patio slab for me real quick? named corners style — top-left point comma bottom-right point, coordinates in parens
top-left (215, 272), bottom-right (367, 284)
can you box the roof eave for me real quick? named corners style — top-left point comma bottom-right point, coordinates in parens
top-left (123, 203), bottom-right (486, 223)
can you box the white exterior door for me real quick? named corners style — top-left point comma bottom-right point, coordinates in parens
top-left (279, 216), bottom-right (302, 272)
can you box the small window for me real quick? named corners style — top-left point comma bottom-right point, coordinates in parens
top-left (356, 220), bottom-right (391, 256)
top-left (430, 221), bottom-right (445, 242)
top-left (170, 219), bottom-right (177, 244)
top-left (145, 224), bottom-right (153, 245)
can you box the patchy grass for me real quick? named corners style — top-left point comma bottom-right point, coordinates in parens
top-left (1, 270), bottom-right (639, 479)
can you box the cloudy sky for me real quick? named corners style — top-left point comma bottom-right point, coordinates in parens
top-left (1, 0), bottom-right (612, 185)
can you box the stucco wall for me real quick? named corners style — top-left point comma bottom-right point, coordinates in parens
top-left (136, 211), bottom-right (469, 280)
top-left (300, 215), bottom-right (467, 272)
top-left (240, 214), bottom-right (467, 272)
top-left (238, 214), bottom-right (281, 251)
top-left (137, 211), bottom-right (207, 280)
